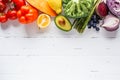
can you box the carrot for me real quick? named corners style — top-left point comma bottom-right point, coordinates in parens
top-left (26, 0), bottom-right (57, 17)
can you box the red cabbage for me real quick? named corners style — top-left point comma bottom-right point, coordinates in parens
top-left (106, 0), bottom-right (120, 17)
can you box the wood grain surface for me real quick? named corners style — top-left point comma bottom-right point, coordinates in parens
top-left (0, 19), bottom-right (120, 80)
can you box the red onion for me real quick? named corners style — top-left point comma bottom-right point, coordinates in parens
top-left (102, 14), bottom-right (120, 31)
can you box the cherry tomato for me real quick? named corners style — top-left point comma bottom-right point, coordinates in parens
top-left (7, 9), bottom-right (17, 20)
top-left (20, 5), bottom-right (29, 15)
top-left (0, 1), bottom-right (6, 12)
top-left (2, 0), bottom-right (8, 3)
top-left (2, 0), bottom-right (12, 3)
top-left (17, 5), bottom-right (38, 24)
top-left (0, 13), bottom-right (8, 23)
top-left (18, 16), bottom-right (27, 24)
top-left (12, 0), bottom-right (26, 10)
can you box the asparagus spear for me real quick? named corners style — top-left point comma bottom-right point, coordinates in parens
top-left (73, 0), bottom-right (101, 33)
top-left (79, 0), bottom-right (101, 33)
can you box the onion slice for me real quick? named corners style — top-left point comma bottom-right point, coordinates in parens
top-left (102, 15), bottom-right (120, 31)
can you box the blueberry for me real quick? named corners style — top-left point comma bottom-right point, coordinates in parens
top-left (90, 20), bottom-right (94, 26)
top-left (88, 14), bottom-right (101, 31)
top-left (96, 20), bottom-right (99, 24)
top-left (93, 23), bottom-right (96, 28)
top-left (88, 21), bottom-right (91, 25)
top-left (96, 27), bottom-right (100, 31)
top-left (88, 25), bottom-right (91, 29)
top-left (93, 15), bottom-right (97, 19)
top-left (91, 16), bottom-right (94, 20)
top-left (93, 19), bottom-right (97, 23)
top-left (96, 15), bottom-right (101, 20)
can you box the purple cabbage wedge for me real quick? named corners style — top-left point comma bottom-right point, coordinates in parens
top-left (106, 0), bottom-right (120, 18)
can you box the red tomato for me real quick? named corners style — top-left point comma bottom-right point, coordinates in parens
top-left (0, 13), bottom-right (8, 23)
top-left (12, 0), bottom-right (26, 10)
top-left (0, 1), bottom-right (6, 12)
top-left (7, 9), bottom-right (17, 20)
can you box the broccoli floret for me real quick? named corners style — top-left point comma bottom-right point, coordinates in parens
top-left (63, 0), bottom-right (94, 18)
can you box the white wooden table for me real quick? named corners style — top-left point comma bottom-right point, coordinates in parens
top-left (0, 19), bottom-right (120, 80)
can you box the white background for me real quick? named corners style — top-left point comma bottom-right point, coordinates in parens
top-left (0, 16), bottom-right (120, 80)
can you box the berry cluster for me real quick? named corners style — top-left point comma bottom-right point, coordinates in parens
top-left (88, 13), bottom-right (101, 31)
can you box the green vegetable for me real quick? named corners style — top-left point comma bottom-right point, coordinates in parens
top-left (54, 15), bottom-right (72, 32)
top-left (63, 0), bottom-right (94, 18)
top-left (73, 0), bottom-right (101, 33)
